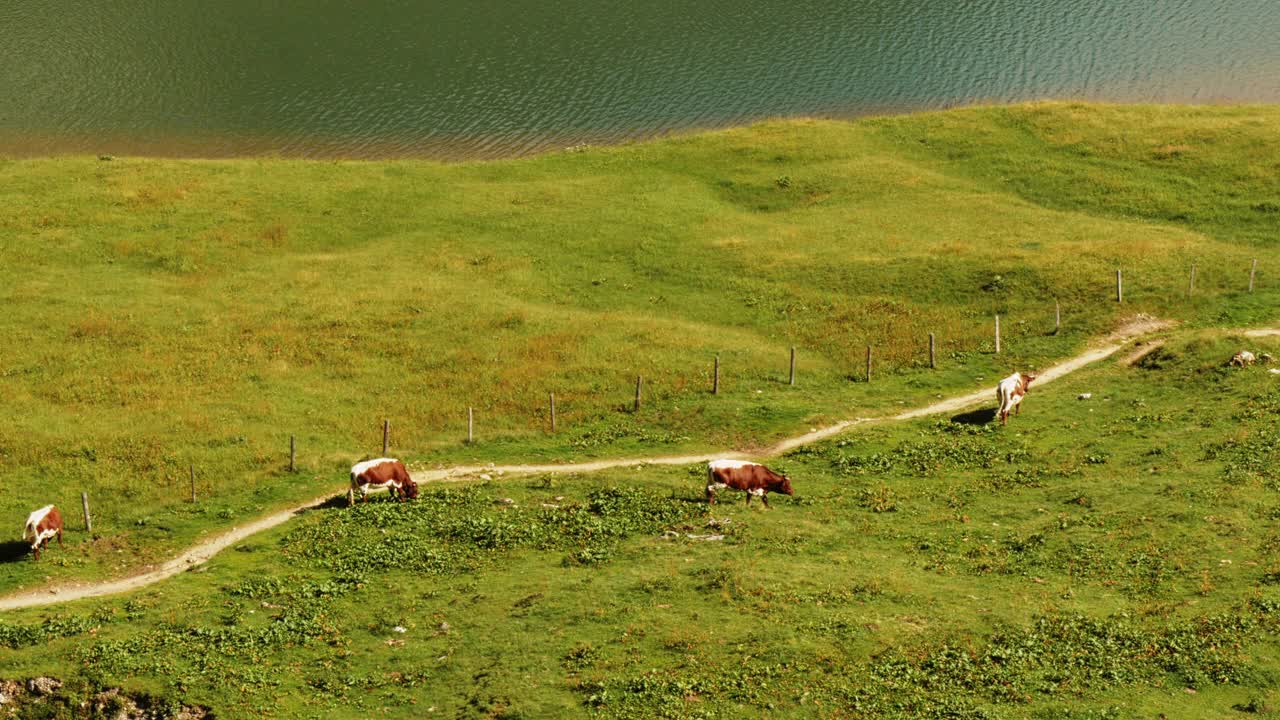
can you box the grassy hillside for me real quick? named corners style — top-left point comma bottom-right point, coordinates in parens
top-left (2, 329), bottom-right (1279, 718)
top-left (1, 102), bottom-right (1278, 595)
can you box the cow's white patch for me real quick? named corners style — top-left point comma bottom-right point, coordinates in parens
top-left (23, 505), bottom-right (54, 544)
top-left (749, 488), bottom-right (766, 496)
top-left (707, 482), bottom-right (728, 493)
top-left (351, 458), bottom-right (399, 477)
top-left (708, 459), bottom-right (757, 471)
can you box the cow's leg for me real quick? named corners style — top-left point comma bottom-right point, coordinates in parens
top-left (57, 528), bottom-right (63, 546)
top-left (706, 487), bottom-right (715, 505)
top-left (761, 493), bottom-right (771, 509)
top-left (1015, 403), bottom-right (1021, 416)
top-left (31, 545), bottom-right (38, 561)
top-left (745, 493), bottom-right (752, 506)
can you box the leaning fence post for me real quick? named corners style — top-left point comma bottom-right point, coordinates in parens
top-left (81, 492), bottom-right (92, 533)
top-left (929, 333), bottom-right (936, 369)
top-left (995, 315), bottom-right (1001, 354)
top-left (549, 393), bottom-right (557, 433)
top-left (382, 419), bottom-right (390, 455)
top-left (789, 347), bottom-right (796, 386)
top-left (865, 345), bottom-right (873, 382)
top-left (1250, 258), bottom-right (1258, 292)
top-left (713, 355), bottom-right (720, 395)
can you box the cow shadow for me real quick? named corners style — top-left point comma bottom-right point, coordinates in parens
top-left (950, 407), bottom-right (997, 426)
top-left (0, 540), bottom-right (31, 563)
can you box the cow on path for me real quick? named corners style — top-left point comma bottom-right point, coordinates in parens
top-left (706, 460), bottom-right (793, 509)
top-left (23, 505), bottom-right (63, 561)
top-left (996, 372), bottom-right (1036, 426)
top-left (349, 458), bottom-right (419, 506)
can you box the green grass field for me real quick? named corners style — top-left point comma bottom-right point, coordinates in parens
top-left (2, 101), bottom-right (1278, 595)
top-left (2, 101), bottom-right (1280, 716)
top-left (2, 329), bottom-right (1279, 718)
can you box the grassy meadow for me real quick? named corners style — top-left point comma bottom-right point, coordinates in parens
top-left (0, 102), bottom-right (1278, 596)
top-left (2, 330), bottom-right (1279, 718)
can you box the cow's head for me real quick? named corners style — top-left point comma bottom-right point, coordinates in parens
top-left (771, 475), bottom-right (794, 496)
top-left (1021, 373), bottom-right (1037, 388)
top-left (403, 479), bottom-right (420, 500)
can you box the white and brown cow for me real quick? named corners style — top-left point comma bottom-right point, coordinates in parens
top-left (348, 458), bottom-right (419, 506)
top-left (996, 372), bottom-right (1036, 426)
top-left (706, 460), bottom-right (793, 509)
top-left (23, 505), bottom-right (63, 561)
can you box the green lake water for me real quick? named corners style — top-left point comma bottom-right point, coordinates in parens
top-left (1, 0), bottom-right (1277, 159)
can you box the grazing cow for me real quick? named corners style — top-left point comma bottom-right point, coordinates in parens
top-left (349, 458), bottom-right (419, 506)
top-left (706, 460), bottom-right (793, 509)
top-left (996, 372), bottom-right (1036, 426)
top-left (1229, 350), bottom-right (1257, 367)
top-left (23, 505), bottom-right (63, 561)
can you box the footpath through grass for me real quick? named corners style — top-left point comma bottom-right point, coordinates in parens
top-left (1, 102), bottom-right (1278, 595)
top-left (2, 330), bottom-right (1280, 718)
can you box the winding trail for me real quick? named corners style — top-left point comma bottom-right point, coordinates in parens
top-left (0, 317), bottom-right (1188, 611)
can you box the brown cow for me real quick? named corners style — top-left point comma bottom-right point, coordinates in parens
top-left (706, 460), bottom-right (793, 509)
top-left (996, 372), bottom-right (1036, 426)
top-left (23, 505), bottom-right (63, 561)
top-left (349, 458), bottom-right (419, 506)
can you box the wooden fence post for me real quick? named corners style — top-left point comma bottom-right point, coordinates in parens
top-left (994, 315), bottom-right (1001, 354)
top-left (382, 419), bottom-right (389, 455)
top-left (929, 333), bottom-right (936, 369)
top-left (289, 435), bottom-right (296, 472)
top-left (1189, 263), bottom-right (1197, 296)
top-left (81, 491), bottom-right (92, 534)
top-left (789, 347), bottom-right (796, 386)
top-left (189, 464), bottom-right (196, 503)
top-left (634, 375), bottom-right (643, 411)
top-left (549, 393), bottom-right (557, 433)
top-left (713, 355), bottom-right (720, 395)
top-left (1250, 258), bottom-right (1258, 292)
top-left (467, 407), bottom-right (474, 443)
top-left (1055, 299), bottom-right (1061, 334)
top-left (1116, 269), bottom-right (1123, 303)
top-left (865, 345), bottom-right (872, 382)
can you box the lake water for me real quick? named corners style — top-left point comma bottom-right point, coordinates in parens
top-left (1, 0), bottom-right (1277, 159)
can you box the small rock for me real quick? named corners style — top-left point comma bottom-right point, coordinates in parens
top-left (385, 638), bottom-right (405, 647)
top-left (479, 473), bottom-right (492, 481)
top-left (1078, 393), bottom-right (1092, 400)
top-left (1184, 687), bottom-right (1197, 695)
top-left (27, 677), bottom-right (62, 696)
top-left (495, 497), bottom-right (514, 505)
top-left (1269, 368), bottom-right (1280, 375)
top-left (393, 625), bottom-right (407, 633)
top-left (438, 621), bottom-right (451, 632)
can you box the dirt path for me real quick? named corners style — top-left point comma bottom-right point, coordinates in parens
top-left (0, 316), bottom-right (1178, 612)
